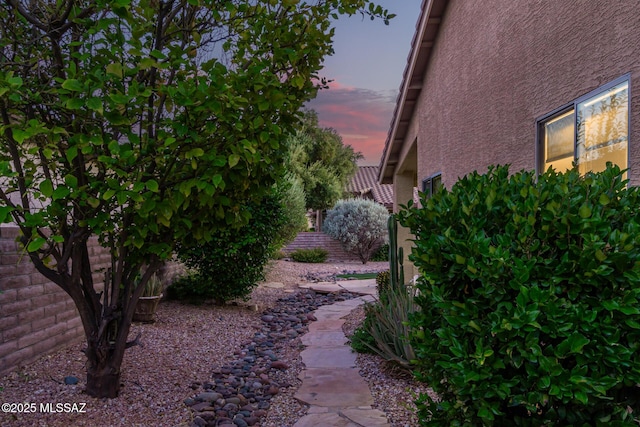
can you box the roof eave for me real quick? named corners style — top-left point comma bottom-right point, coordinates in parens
top-left (378, 0), bottom-right (448, 184)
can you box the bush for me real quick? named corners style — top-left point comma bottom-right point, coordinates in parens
top-left (350, 315), bottom-right (377, 354)
top-left (350, 283), bottom-right (418, 370)
top-left (323, 198), bottom-right (389, 264)
top-left (174, 190), bottom-right (286, 303)
top-left (370, 243), bottom-right (390, 262)
top-left (165, 273), bottom-right (208, 304)
top-left (399, 164), bottom-right (640, 426)
top-left (290, 248), bottom-right (328, 263)
top-left (274, 173), bottom-right (308, 249)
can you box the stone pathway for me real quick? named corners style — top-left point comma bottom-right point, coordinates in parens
top-left (293, 280), bottom-right (390, 427)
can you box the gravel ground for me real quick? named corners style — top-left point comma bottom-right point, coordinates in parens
top-left (0, 259), bottom-right (430, 427)
top-left (342, 305), bottom-right (437, 427)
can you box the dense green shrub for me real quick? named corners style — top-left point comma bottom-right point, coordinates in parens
top-left (323, 198), bottom-right (389, 264)
top-left (370, 243), bottom-right (390, 261)
top-left (274, 173), bottom-right (308, 249)
top-left (290, 248), bottom-right (328, 263)
top-left (165, 273), bottom-right (208, 304)
top-left (174, 190), bottom-right (286, 303)
top-left (399, 164), bottom-right (640, 426)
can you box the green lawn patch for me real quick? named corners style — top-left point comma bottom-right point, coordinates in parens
top-left (336, 272), bottom-right (378, 280)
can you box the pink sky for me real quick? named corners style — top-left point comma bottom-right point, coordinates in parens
top-left (304, 0), bottom-right (421, 166)
top-left (307, 80), bottom-right (396, 165)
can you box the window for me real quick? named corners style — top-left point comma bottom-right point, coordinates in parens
top-left (537, 75), bottom-right (629, 175)
top-left (422, 173), bottom-right (442, 198)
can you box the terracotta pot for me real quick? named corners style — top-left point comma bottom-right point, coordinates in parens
top-left (133, 294), bottom-right (163, 323)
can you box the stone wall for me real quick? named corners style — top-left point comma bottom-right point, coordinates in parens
top-left (0, 226), bottom-right (182, 377)
top-left (283, 232), bottom-right (360, 262)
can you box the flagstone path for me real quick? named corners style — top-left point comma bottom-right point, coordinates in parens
top-left (293, 280), bottom-right (390, 427)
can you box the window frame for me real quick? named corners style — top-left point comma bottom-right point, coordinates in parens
top-left (421, 173), bottom-right (442, 199)
top-left (536, 74), bottom-right (631, 175)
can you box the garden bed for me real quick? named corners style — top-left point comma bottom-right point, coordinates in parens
top-left (0, 260), bottom-right (422, 427)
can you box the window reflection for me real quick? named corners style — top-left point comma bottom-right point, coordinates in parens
top-left (543, 110), bottom-right (574, 173)
top-left (576, 81), bottom-right (628, 175)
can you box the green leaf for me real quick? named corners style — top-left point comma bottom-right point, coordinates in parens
top-left (468, 320), bottom-right (481, 332)
top-left (228, 154), bottom-right (240, 168)
top-left (61, 79), bottom-right (84, 92)
top-left (66, 98), bottom-right (85, 109)
top-left (64, 175), bottom-right (78, 188)
top-left (102, 189), bottom-right (116, 200)
top-left (109, 93), bottom-right (129, 104)
top-left (39, 179), bottom-right (54, 197)
top-left (86, 97), bottom-right (103, 114)
top-left (186, 148), bottom-right (204, 158)
top-left (579, 204), bottom-right (592, 219)
top-left (66, 145), bottom-right (78, 162)
top-left (599, 193), bottom-right (611, 206)
top-left (569, 333), bottom-right (590, 353)
top-left (139, 57), bottom-right (157, 69)
top-left (52, 186), bottom-right (70, 200)
top-left (27, 237), bottom-right (47, 252)
top-left (12, 129), bottom-right (28, 143)
top-left (0, 206), bottom-right (13, 223)
top-left (106, 63), bottom-right (124, 78)
top-left (574, 390), bottom-right (588, 405)
top-left (146, 180), bottom-right (159, 192)
top-left (7, 76), bottom-right (22, 87)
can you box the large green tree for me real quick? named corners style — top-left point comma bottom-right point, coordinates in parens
top-left (0, 0), bottom-right (391, 397)
top-left (288, 110), bottom-right (361, 228)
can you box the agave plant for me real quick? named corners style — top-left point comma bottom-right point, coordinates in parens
top-left (362, 284), bottom-right (419, 370)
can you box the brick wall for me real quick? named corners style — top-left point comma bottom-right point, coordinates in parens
top-left (283, 232), bottom-right (360, 262)
top-left (0, 226), bottom-right (183, 377)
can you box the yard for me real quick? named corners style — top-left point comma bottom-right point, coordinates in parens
top-left (0, 260), bottom-right (428, 427)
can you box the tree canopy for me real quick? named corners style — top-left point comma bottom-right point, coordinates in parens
top-left (0, 0), bottom-right (392, 397)
top-left (288, 110), bottom-right (361, 211)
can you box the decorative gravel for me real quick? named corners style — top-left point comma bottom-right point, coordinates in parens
top-left (0, 259), bottom-right (430, 427)
top-left (342, 304), bottom-right (438, 427)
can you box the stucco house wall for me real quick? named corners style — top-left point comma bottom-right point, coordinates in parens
top-left (379, 0), bottom-right (640, 279)
top-left (413, 0), bottom-right (640, 188)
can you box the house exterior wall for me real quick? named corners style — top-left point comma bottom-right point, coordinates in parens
top-left (414, 0), bottom-right (640, 187)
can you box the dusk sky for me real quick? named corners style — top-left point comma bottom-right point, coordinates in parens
top-left (306, 0), bottom-right (423, 165)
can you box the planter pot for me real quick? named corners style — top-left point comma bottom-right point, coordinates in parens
top-left (133, 294), bottom-right (163, 323)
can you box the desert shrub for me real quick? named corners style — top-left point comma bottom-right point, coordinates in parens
top-left (323, 198), bottom-right (389, 264)
top-left (290, 248), bottom-right (328, 263)
top-left (399, 164), bottom-right (640, 426)
top-left (165, 273), bottom-right (208, 304)
top-left (351, 284), bottom-right (418, 369)
top-left (370, 243), bottom-right (390, 261)
top-left (174, 190), bottom-right (286, 303)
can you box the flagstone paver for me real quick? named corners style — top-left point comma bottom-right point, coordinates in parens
top-left (292, 280), bottom-right (390, 427)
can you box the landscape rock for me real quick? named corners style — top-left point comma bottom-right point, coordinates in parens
top-left (185, 289), bottom-right (358, 426)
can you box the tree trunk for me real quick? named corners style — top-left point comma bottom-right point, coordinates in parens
top-left (315, 209), bottom-right (323, 231)
top-left (86, 369), bottom-right (121, 398)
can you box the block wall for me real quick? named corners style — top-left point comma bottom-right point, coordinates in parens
top-left (0, 226), bottom-right (182, 377)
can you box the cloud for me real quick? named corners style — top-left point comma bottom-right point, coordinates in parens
top-left (306, 81), bottom-right (397, 165)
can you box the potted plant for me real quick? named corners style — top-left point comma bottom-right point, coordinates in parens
top-left (133, 274), bottom-right (163, 323)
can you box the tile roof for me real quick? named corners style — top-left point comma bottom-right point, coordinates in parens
top-left (347, 166), bottom-right (394, 208)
